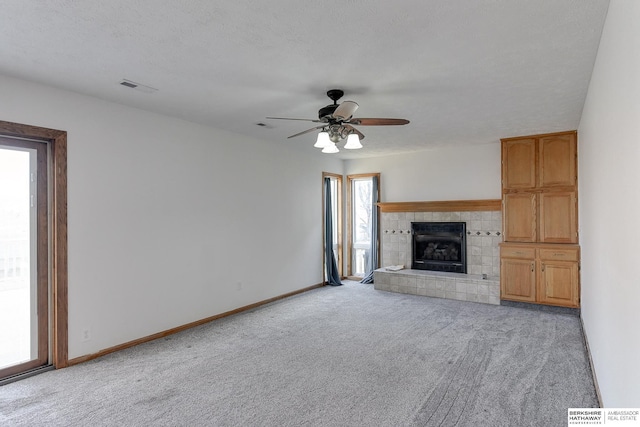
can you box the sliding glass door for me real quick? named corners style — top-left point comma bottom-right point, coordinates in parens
top-left (0, 137), bottom-right (49, 379)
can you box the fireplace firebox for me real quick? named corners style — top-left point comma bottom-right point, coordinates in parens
top-left (411, 222), bottom-right (466, 273)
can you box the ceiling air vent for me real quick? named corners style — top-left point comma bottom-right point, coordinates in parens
top-left (119, 79), bottom-right (158, 94)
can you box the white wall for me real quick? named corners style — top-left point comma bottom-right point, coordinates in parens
top-left (344, 143), bottom-right (501, 202)
top-left (0, 74), bottom-right (342, 359)
top-left (578, 0), bottom-right (640, 407)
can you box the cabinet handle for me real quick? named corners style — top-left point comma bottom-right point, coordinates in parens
top-left (541, 264), bottom-right (545, 272)
top-left (531, 263), bottom-right (534, 272)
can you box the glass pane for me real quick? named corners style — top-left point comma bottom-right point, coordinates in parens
top-left (352, 179), bottom-right (372, 245)
top-left (0, 148), bottom-right (35, 369)
top-left (330, 178), bottom-right (338, 244)
top-left (352, 247), bottom-right (369, 277)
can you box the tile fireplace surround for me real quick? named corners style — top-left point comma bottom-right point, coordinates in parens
top-left (373, 201), bottom-right (502, 305)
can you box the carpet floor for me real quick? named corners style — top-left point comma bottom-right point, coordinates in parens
top-left (0, 280), bottom-right (598, 426)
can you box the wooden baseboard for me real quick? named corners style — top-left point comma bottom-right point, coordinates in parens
top-left (580, 316), bottom-right (603, 407)
top-left (68, 283), bottom-right (324, 366)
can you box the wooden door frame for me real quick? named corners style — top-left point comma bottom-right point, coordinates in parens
top-left (0, 120), bottom-right (68, 369)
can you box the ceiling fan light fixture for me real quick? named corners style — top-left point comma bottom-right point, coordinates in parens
top-left (321, 142), bottom-right (339, 154)
top-left (314, 131), bottom-right (331, 148)
top-left (344, 133), bottom-right (363, 149)
top-left (266, 88), bottom-right (410, 153)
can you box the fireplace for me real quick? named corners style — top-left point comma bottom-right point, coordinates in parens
top-left (411, 222), bottom-right (466, 273)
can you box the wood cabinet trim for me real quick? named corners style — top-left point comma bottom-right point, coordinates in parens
top-left (500, 130), bottom-right (577, 142)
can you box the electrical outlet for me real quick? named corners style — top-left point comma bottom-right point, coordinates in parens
top-left (236, 281), bottom-right (242, 291)
top-left (82, 329), bottom-right (91, 342)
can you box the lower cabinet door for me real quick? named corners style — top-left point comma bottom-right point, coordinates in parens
top-left (537, 260), bottom-right (579, 307)
top-left (500, 258), bottom-right (536, 302)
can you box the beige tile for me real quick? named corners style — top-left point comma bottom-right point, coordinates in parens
top-left (466, 283), bottom-right (478, 295)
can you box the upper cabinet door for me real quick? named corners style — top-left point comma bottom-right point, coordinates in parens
top-left (539, 191), bottom-right (578, 243)
top-left (538, 133), bottom-right (577, 188)
top-left (503, 193), bottom-right (537, 242)
top-left (502, 138), bottom-right (536, 190)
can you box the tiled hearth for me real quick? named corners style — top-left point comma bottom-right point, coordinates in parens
top-left (373, 206), bottom-right (502, 305)
top-left (374, 269), bottom-right (500, 305)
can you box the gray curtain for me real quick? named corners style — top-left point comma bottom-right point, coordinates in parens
top-left (324, 177), bottom-right (342, 286)
top-left (361, 175), bottom-right (379, 284)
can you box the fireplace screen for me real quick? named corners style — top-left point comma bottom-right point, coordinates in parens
top-left (411, 222), bottom-right (466, 273)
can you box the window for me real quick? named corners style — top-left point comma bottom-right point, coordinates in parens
top-left (347, 174), bottom-right (380, 278)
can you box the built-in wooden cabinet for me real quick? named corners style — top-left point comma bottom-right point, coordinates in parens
top-left (500, 131), bottom-right (580, 308)
top-left (500, 243), bottom-right (580, 308)
top-left (501, 131), bottom-right (578, 244)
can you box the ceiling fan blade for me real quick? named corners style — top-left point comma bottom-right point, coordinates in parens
top-left (287, 125), bottom-right (326, 139)
top-left (332, 101), bottom-right (359, 121)
top-left (266, 117), bottom-right (322, 122)
top-left (348, 118), bottom-right (410, 126)
top-left (343, 124), bottom-right (365, 141)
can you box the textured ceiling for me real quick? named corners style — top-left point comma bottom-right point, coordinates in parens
top-left (0, 1), bottom-right (609, 159)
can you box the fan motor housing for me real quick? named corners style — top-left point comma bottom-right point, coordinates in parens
top-left (318, 104), bottom-right (338, 120)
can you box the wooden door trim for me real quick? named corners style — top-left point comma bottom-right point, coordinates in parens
top-left (0, 120), bottom-right (68, 369)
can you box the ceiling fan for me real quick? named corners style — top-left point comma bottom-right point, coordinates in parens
top-left (266, 89), bottom-right (410, 153)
